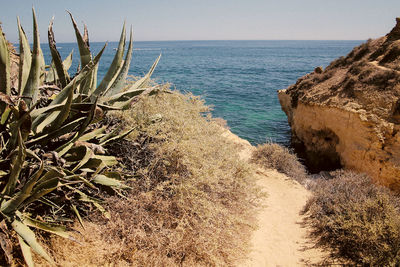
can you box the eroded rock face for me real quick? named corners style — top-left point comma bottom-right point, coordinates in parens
top-left (278, 18), bottom-right (400, 189)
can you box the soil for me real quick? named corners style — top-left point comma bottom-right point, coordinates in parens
top-left (222, 131), bottom-right (327, 266)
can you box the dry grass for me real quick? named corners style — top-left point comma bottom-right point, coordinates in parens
top-left (251, 142), bottom-right (308, 183)
top-left (37, 90), bottom-right (261, 266)
top-left (303, 170), bottom-right (400, 266)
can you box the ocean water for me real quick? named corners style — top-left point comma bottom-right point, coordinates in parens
top-left (41, 40), bottom-right (362, 145)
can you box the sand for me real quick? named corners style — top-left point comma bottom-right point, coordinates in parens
top-left (222, 130), bottom-right (326, 266)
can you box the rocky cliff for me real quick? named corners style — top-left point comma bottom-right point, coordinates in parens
top-left (278, 18), bottom-right (400, 189)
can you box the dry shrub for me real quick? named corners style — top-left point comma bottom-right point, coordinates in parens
top-left (251, 142), bottom-right (307, 183)
top-left (43, 91), bottom-right (260, 266)
top-left (303, 170), bottom-right (400, 266)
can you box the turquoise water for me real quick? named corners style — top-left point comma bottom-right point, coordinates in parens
top-left (41, 40), bottom-right (362, 145)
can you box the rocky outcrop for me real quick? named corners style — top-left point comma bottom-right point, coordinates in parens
top-left (278, 18), bottom-right (400, 189)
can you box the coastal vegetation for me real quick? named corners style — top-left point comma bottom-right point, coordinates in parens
top-left (303, 171), bottom-right (400, 265)
top-left (252, 142), bottom-right (400, 265)
top-left (277, 19), bottom-right (400, 265)
top-left (252, 143), bottom-right (307, 183)
top-left (36, 90), bottom-right (261, 266)
top-left (0, 8), bottom-right (159, 266)
top-left (0, 8), bottom-right (260, 266)
top-left (2, 6), bottom-right (400, 267)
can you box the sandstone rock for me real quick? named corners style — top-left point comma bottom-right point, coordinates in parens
top-left (278, 18), bottom-right (400, 190)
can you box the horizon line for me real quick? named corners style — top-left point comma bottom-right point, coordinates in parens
top-left (12, 39), bottom-right (366, 44)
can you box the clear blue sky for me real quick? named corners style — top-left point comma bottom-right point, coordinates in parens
top-left (1, 0), bottom-right (400, 42)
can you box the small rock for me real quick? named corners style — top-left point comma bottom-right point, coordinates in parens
top-left (314, 66), bottom-right (323, 74)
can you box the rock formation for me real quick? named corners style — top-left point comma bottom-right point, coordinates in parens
top-left (278, 18), bottom-right (400, 189)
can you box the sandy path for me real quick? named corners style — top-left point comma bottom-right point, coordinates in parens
top-left (222, 131), bottom-right (326, 266)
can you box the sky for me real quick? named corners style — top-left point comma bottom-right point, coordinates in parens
top-left (1, 0), bottom-right (400, 43)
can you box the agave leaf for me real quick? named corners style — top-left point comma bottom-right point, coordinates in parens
top-left (56, 97), bottom-right (98, 156)
top-left (63, 49), bottom-right (74, 72)
top-left (56, 140), bottom-right (75, 157)
top-left (65, 174), bottom-right (97, 189)
top-left (92, 174), bottom-right (130, 189)
top-left (17, 235), bottom-right (34, 267)
top-left (7, 100), bottom-right (34, 147)
top-left (72, 146), bottom-right (93, 172)
top-left (53, 80), bottom-right (74, 125)
top-left (36, 168), bottom-right (64, 185)
top-left (31, 43), bottom-right (106, 132)
top-left (34, 81), bottom-right (74, 134)
top-left (0, 24), bottom-right (10, 95)
top-left (67, 11), bottom-right (91, 67)
top-left (93, 201), bottom-right (111, 218)
top-left (44, 62), bottom-right (56, 83)
top-left (1, 160), bottom-right (44, 214)
top-left (1, 105), bottom-right (11, 124)
top-left (92, 21), bottom-right (126, 98)
top-left (77, 190), bottom-right (110, 218)
top-left (45, 79), bottom-right (75, 133)
top-left (23, 177), bottom-right (60, 207)
top-left (78, 126), bottom-right (106, 142)
top-left (26, 117), bottom-right (85, 146)
top-left (18, 212), bottom-right (75, 241)
top-left (64, 145), bottom-right (89, 161)
top-left (38, 46), bottom-right (46, 85)
top-left (17, 17), bottom-right (32, 95)
top-left (71, 102), bottom-right (122, 112)
top-left (22, 8), bottom-right (41, 107)
top-left (46, 44), bottom-right (105, 106)
top-left (67, 11), bottom-right (94, 94)
top-left (2, 131), bottom-right (26, 196)
top-left (98, 128), bottom-right (119, 144)
top-left (80, 158), bottom-right (104, 171)
top-left (129, 54), bottom-right (161, 90)
top-left (104, 27), bottom-right (134, 96)
top-left (109, 87), bottom-right (156, 110)
top-left (99, 127), bottom-right (136, 146)
top-left (105, 87), bottom-right (152, 104)
top-left (92, 155), bottom-right (118, 167)
top-left (30, 102), bottom-right (64, 119)
top-left (12, 219), bottom-right (55, 264)
top-left (71, 204), bottom-right (84, 229)
top-left (48, 17), bottom-right (69, 88)
top-left (66, 185), bottom-right (111, 218)
top-left (88, 63), bottom-right (98, 94)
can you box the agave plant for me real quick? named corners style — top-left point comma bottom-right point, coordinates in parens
top-left (0, 8), bottom-right (160, 266)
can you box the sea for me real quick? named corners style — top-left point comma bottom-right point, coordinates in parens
top-left (40, 40), bottom-right (362, 145)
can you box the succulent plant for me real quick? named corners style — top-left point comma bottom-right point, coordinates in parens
top-left (0, 8), bottom-right (160, 266)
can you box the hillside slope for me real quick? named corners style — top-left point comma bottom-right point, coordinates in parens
top-left (279, 18), bottom-right (400, 189)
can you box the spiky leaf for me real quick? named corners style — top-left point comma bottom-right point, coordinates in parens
top-left (104, 27), bottom-right (134, 96)
top-left (129, 54), bottom-right (161, 90)
top-left (92, 22), bottom-right (126, 97)
top-left (2, 131), bottom-right (26, 195)
top-left (0, 25), bottom-right (10, 95)
top-left (32, 43), bottom-right (106, 133)
top-left (17, 235), bottom-right (34, 267)
top-left (12, 219), bottom-right (54, 264)
top-left (92, 174), bottom-right (130, 189)
top-left (17, 17), bottom-right (32, 94)
top-left (48, 17), bottom-right (69, 88)
top-left (63, 50), bottom-right (74, 72)
top-left (22, 8), bottom-right (41, 107)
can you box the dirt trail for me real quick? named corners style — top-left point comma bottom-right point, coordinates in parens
top-left (222, 131), bottom-right (326, 266)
